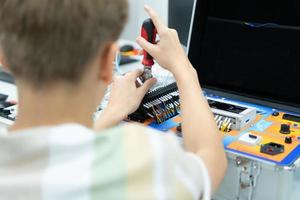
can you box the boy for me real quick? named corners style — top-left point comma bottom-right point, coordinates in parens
top-left (0, 0), bottom-right (227, 199)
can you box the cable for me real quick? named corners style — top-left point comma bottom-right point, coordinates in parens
top-left (244, 22), bottom-right (279, 28)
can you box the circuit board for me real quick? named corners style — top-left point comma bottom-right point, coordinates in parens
top-left (136, 87), bottom-right (300, 167)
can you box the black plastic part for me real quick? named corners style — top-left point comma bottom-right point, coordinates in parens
top-left (127, 111), bottom-right (146, 123)
top-left (0, 94), bottom-right (8, 102)
top-left (280, 124), bottom-right (291, 134)
top-left (285, 136), bottom-right (293, 144)
top-left (282, 114), bottom-right (300, 123)
top-left (128, 82), bottom-right (179, 124)
top-left (272, 111), bottom-right (280, 117)
top-left (143, 82), bottom-right (178, 103)
top-left (0, 101), bottom-right (16, 121)
top-left (249, 134), bottom-right (257, 139)
top-left (260, 142), bottom-right (285, 156)
top-left (0, 99), bottom-right (14, 110)
top-left (142, 18), bottom-right (156, 61)
top-left (143, 19), bottom-right (156, 42)
top-left (208, 99), bottom-right (246, 114)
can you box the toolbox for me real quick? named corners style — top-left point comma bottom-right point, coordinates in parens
top-left (135, 85), bottom-right (300, 200)
top-left (130, 0), bottom-right (300, 199)
top-left (187, 0), bottom-right (300, 199)
top-left (203, 92), bottom-right (300, 200)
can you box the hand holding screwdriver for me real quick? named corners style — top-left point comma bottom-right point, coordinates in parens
top-left (136, 5), bottom-right (193, 77)
top-left (137, 5), bottom-right (228, 193)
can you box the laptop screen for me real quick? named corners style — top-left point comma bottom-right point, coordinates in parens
top-left (188, 0), bottom-right (300, 108)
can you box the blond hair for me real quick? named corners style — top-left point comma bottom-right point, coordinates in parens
top-left (0, 0), bottom-right (128, 87)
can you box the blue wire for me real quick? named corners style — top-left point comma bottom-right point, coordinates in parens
top-left (244, 22), bottom-right (279, 28)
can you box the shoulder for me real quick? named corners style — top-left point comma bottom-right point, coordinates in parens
top-left (94, 123), bottom-right (211, 199)
top-left (117, 122), bottom-right (179, 142)
top-left (116, 123), bottom-right (211, 200)
top-left (114, 123), bottom-right (181, 151)
top-left (116, 123), bottom-right (207, 176)
top-left (100, 122), bottom-right (185, 170)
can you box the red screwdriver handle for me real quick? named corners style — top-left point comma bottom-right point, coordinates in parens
top-left (141, 18), bottom-right (157, 67)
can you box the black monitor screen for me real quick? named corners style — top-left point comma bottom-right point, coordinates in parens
top-left (168, 0), bottom-right (194, 45)
top-left (188, 0), bottom-right (300, 108)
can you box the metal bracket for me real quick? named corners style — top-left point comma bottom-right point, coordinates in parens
top-left (235, 157), bottom-right (261, 200)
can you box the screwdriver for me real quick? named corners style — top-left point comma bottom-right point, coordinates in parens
top-left (139, 18), bottom-right (157, 83)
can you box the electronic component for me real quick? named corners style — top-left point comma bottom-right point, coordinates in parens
top-left (272, 111), bottom-right (280, 117)
top-left (283, 114), bottom-right (300, 123)
top-left (214, 115), bottom-right (233, 132)
top-left (130, 82), bottom-right (256, 129)
top-left (260, 142), bottom-right (285, 156)
top-left (280, 124), bottom-right (291, 134)
top-left (0, 99), bottom-right (17, 126)
top-left (0, 94), bottom-right (16, 117)
top-left (285, 136), bottom-right (292, 144)
top-left (238, 132), bottom-right (262, 146)
top-left (0, 94), bottom-right (8, 102)
top-left (207, 98), bottom-right (257, 131)
top-left (128, 82), bottom-right (179, 124)
top-left (0, 103), bottom-right (16, 121)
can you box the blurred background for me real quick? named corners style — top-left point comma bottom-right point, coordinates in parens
top-left (121, 0), bottom-right (195, 46)
top-left (121, 0), bottom-right (169, 41)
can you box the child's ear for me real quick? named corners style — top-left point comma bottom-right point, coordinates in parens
top-left (98, 42), bottom-right (119, 84)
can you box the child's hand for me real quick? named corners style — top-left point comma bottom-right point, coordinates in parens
top-left (94, 70), bottom-right (156, 130)
top-left (107, 70), bottom-right (156, 118)
top-left (136, 5), bottom-right (193, 77)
